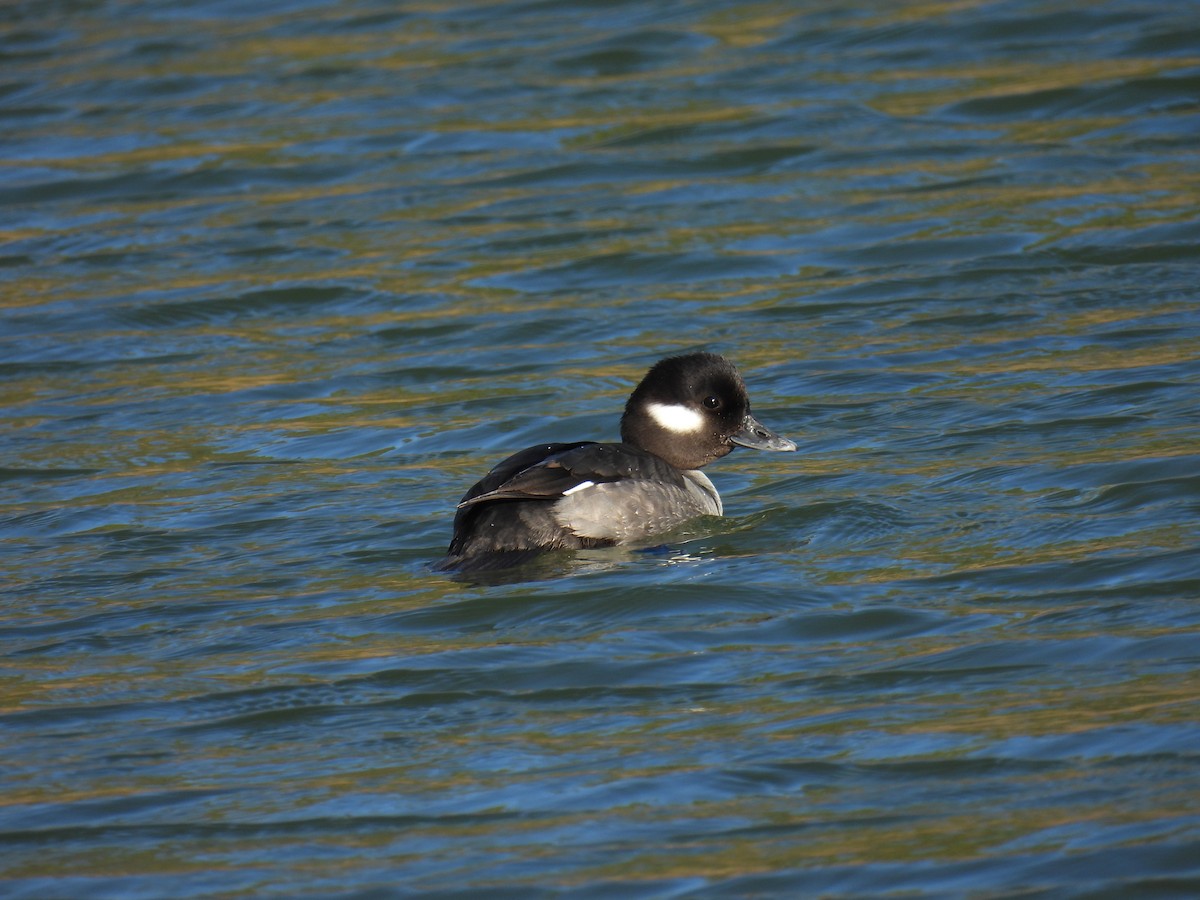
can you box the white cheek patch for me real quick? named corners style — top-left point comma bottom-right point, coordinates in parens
top-left (646, 402), bottom-right (706, 434)
top-left (562, 480), bottom-right (595, 496)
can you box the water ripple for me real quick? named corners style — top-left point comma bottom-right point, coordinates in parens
top-left (2, 0), bottom-right (1199, 896)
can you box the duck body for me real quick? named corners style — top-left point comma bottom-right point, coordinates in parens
top-left (446, 440), bottom-right (722, 560)
top-left (441, 353), bottom-right (794, 571)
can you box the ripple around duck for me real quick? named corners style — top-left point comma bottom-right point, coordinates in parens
top-left (783, 499), bottom-right (916, 547)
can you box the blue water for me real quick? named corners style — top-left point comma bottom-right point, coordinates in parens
top-left (3, 0), bottom-right (1199, 896)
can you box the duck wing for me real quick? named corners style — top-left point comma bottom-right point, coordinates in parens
top-left (456, 441), bottom-right (685, 508)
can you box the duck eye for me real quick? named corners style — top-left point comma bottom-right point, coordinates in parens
top-left (703, 396), bottom-right (721, 410)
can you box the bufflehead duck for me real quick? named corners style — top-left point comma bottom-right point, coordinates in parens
top-left (441, 352), bottom-right (795, 570)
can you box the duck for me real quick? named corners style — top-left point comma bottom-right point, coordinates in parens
top-left (440, 352), bottom-right (795, 570)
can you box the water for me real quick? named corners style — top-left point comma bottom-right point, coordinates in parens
top-left (2, 0), bottom-right (1199, 895)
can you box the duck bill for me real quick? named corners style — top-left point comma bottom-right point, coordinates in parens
top-left (730, 413), bottom-right (797, 452)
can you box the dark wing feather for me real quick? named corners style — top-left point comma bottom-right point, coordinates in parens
top-left (558, 442), bottom-right (687, 485)
top-left (456, 442), bottom-right (597, 508)
top-left (448, 442), bottom-right (596, 560)
top-left (457, 441), bottom-right (687, 509)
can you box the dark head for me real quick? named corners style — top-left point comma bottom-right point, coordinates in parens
top-left (619, 352), bottom-right (796, 470)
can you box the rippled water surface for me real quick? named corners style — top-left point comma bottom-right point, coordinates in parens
top-left (3, 0), bottom-right (1199, 896)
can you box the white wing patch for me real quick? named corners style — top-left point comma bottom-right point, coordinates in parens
top-left (561, 480), bottom-right (595, 496)
top-left (646, 402), bottom-right (705, 434)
